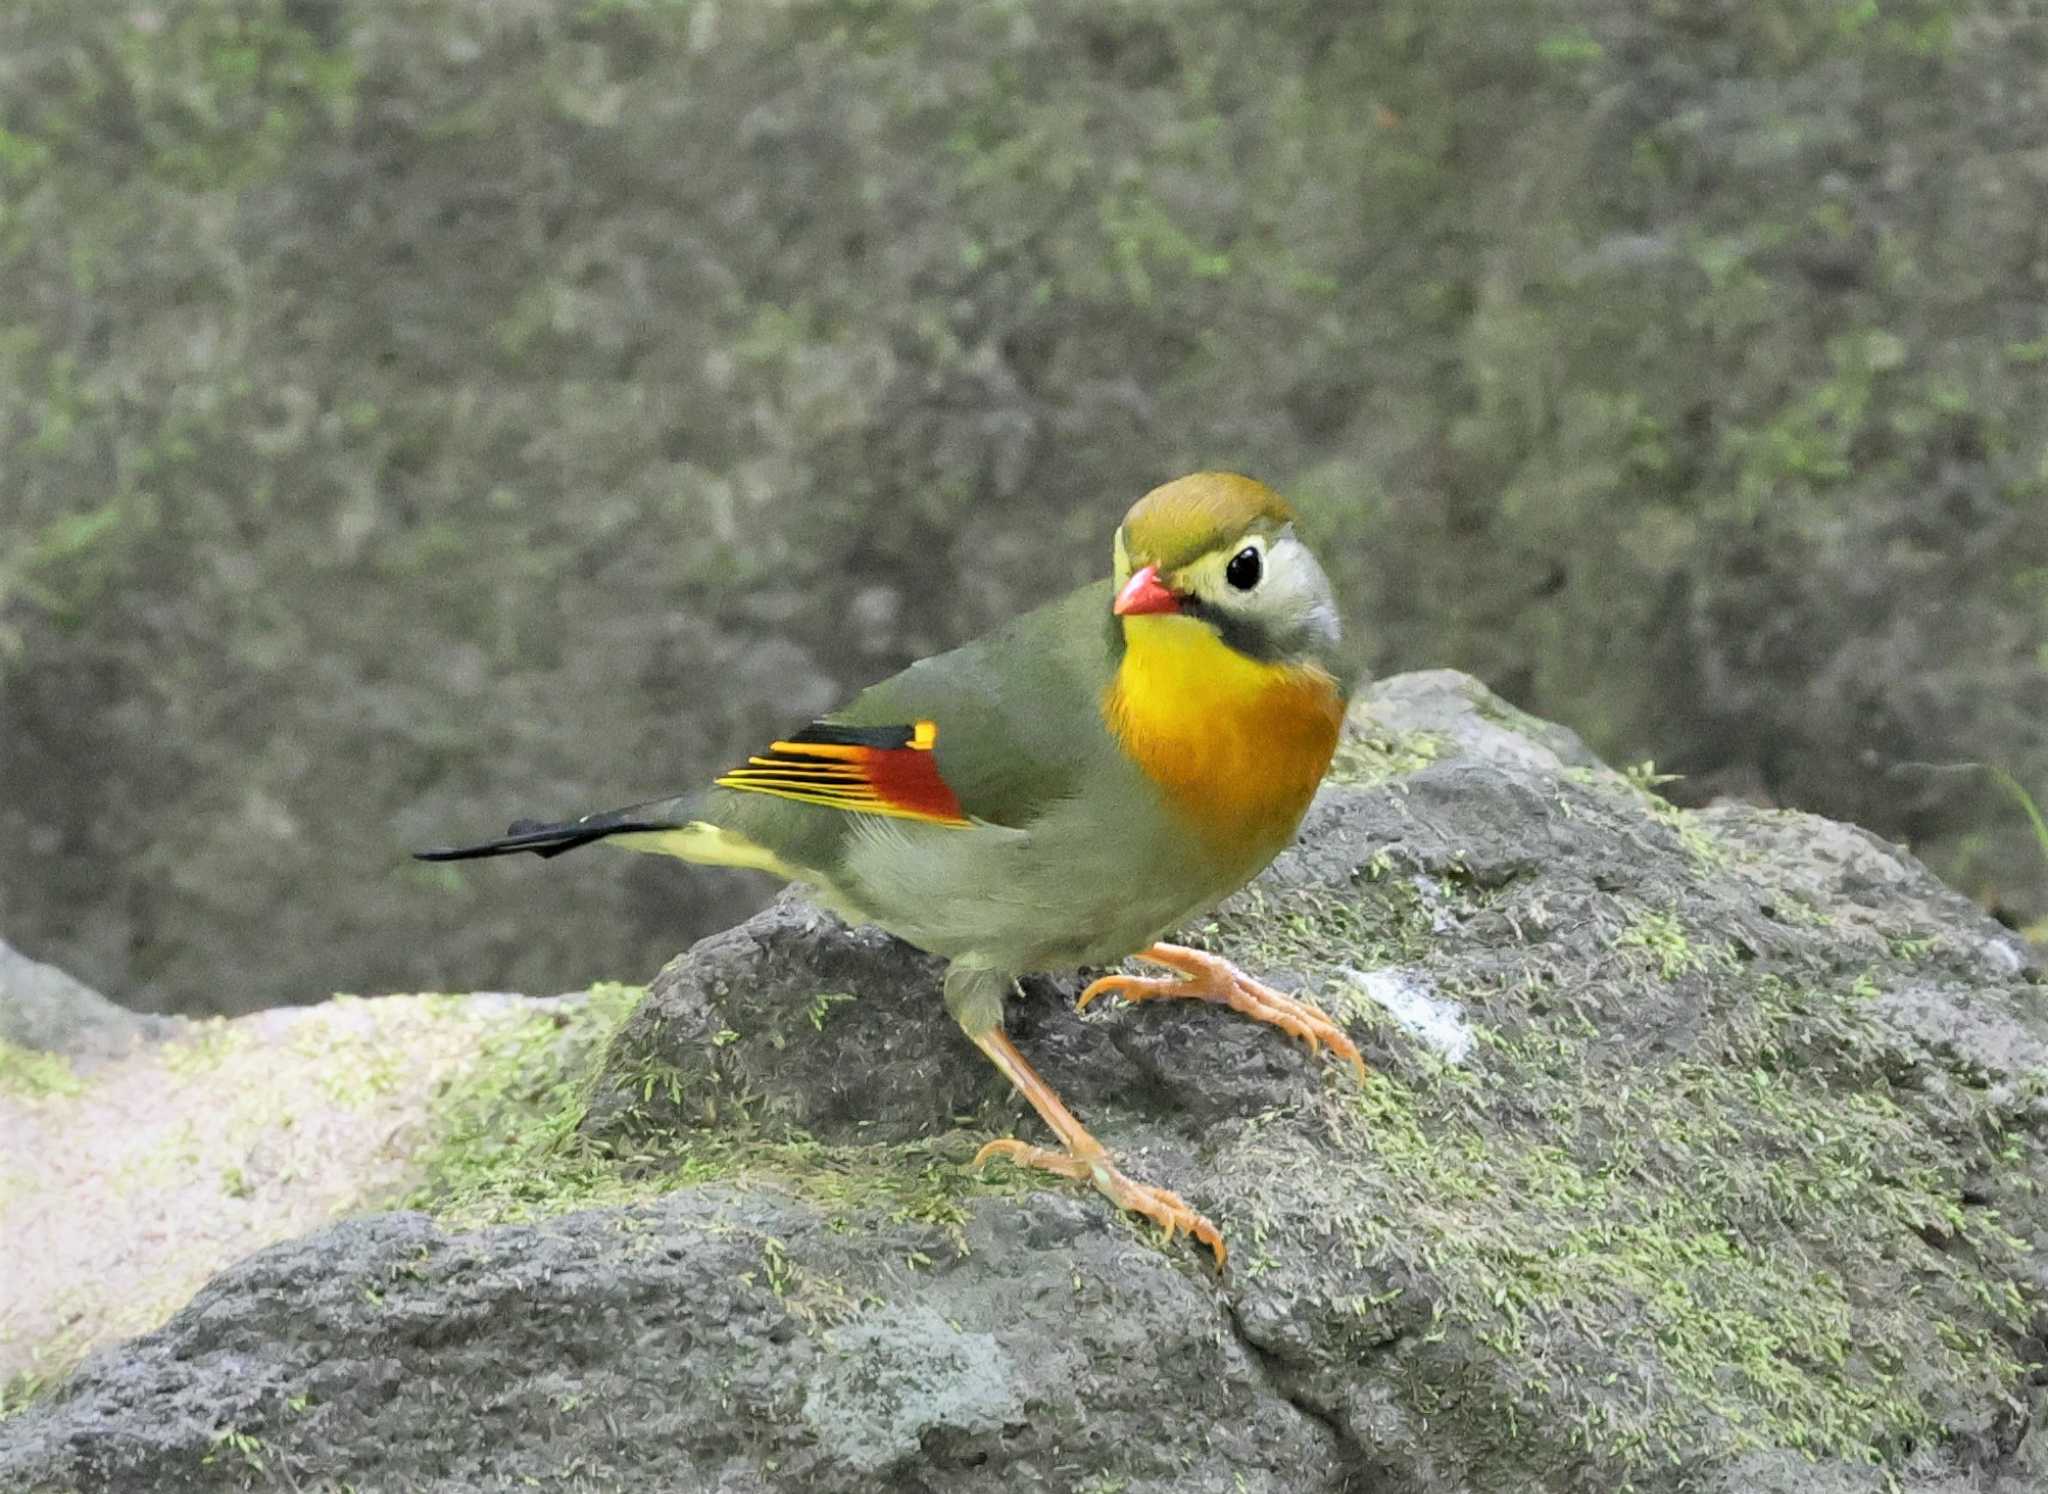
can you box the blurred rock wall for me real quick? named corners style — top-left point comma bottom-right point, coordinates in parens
top-left (2, 0), bottom-right (2043, 1014)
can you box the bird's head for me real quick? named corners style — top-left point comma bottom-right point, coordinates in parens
top-left (1110, 472), bottom-right (1342, 666)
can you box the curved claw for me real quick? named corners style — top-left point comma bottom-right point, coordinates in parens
top-left (1111, 1175), bottom-right (1227, 1269)
top-left (1076, 972), bottom-right (1152, 1012)
top-left (976, 1136), bottom-right (1227, 1269)
top-left (1079, 944), bottom-right (1369, 1085)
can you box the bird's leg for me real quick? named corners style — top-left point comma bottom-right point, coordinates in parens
top-left (944, 963), bottom-right (1225, 1267)
top-left (1079, 942), bottom-right (1367, 1083)
top-left (970, 1026), bottom-right (1227, 1268)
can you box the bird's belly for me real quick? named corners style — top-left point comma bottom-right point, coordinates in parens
top-left (833, 802), bottom-right (1226, 972)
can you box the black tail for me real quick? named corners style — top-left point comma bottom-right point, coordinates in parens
top-left (413, 802), bottom-right (682, 862)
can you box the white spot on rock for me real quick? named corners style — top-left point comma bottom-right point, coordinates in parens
top-left (1342, 966), bottom-right (1476, 1064)
top-left (1977, 937), bottom-right (2025, 978)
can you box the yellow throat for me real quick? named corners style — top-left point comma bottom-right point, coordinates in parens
top-left (1103, 614), bottom-right (1344, 866)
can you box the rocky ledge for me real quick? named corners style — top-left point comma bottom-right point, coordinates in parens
top-left (2, 672), bottom-right (2043, 1492)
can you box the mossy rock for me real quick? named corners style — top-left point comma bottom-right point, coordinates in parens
top-left (4, 672), bottom-right (2040, 1491)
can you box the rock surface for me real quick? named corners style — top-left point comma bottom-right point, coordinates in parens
top-left (0, 983), bottom-right (565, 1398)
top-left (0, 941), bottom-right (180, 1060)
top-left (2, 672), bottom-right (2044, 1491)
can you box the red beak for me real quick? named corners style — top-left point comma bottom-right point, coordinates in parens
top-left (1113, 565), bottom-right (1180, 617)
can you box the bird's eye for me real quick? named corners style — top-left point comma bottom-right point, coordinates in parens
top-left (1225, 546), bottom-right (1262, 591)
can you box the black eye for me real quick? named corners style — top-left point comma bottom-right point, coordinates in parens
top-left (1225, 546), bottom-right (1262, 591)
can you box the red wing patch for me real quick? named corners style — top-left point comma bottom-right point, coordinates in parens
top-left (713, 719), bottom-right (972, 828)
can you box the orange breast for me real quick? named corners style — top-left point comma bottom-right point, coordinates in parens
top-left (1102, 616), bottom-right (1344, 867)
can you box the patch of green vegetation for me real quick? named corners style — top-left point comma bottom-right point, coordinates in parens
top-left (1328, 728), bottom-right (1445, 788)
top-left (0, 1040), bottom-right (83, 1099)
top-left (0, 1311), bottom-right (100, 1422)
top-left (1099, 189), bottom-right (1234, 304)
top-left (111, 0), bottom-right (359, 193)
top-left (1613, 907), bottom-right (1718, 981)
top-left (288, 996), bottom-right (449, 1109)
top-left (405, 982), bottom-right (1026, 1247)
top-left (805, 991), bottom-right (857, 1032)
top-left (1536, 26), bottom-right (1605, 65)
top-left (0, 1369), bottom-right (51, 1420)
top-left (1767, 889), bottom-right (1835, 929)
top-left (1613, 762), bottom-right (1729, 869)
top-left (1887, 933), bottom-right (1939, 962)
top-left (1987, 766), bottom-right (2048, 886)
top-left (1620, 760), bottom-right (1680, 794)
top-left (405, 982), bottom-right (647, 1222)
top-left (200, 1424), bottom-right (272, 1484)
top-left (159, 1017), bottom-right (254, 1076)
top-left (1219, 876), bottom-right (1445, 976)
top-left (1220, 885), bottom-right (2035, 1480)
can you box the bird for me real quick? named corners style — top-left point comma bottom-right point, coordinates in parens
top-left (416, 471), bottom-right (1365, 1266)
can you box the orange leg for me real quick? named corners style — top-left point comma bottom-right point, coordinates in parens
top-left (969, 1026), bottom-right (1227, 1269)
top-left (1079, 943), bottom-right (1368, 1084)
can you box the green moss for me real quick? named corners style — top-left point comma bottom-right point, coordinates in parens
top-left (157, 1017), bottom-right (254, 1076)
top-left (404, 981), bottom-right (646, 1223)
top-left (1613, 907), bottom-right (1717, 981)
top-left (1215, 876), bottom-right (1446, 977)
top-left (1217, 888), bottom-right (2034, 1480)
top-left (405, 981), bottom-right (1027, 1245)
top-left (0, 1312), bottom-right (98, 1423)
top-left (1592, 763), bottom-right (1730, 869)
top-left (0, 1040), bottom-right (83, 1099)
top-left (0, 1369), bottom-right (51, 1420)
top-left (1328, 728), bottom-right (1445, 788)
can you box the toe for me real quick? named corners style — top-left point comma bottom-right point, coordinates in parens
top-left (1076, 973), bottom-right (1133, 1011)
top-left (1104, 1173), bottom-right (1228, 1270)
top-left (974, 1137), bottom-right (1091, 1180)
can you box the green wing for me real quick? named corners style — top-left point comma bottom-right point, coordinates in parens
top-left (702, 578), bottom-right (1117, 869)
top-left (828, 579), bottom-right (1118, 829)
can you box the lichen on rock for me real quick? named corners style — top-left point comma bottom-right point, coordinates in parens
top-left (1, 672), bottom-right (2042, 1492)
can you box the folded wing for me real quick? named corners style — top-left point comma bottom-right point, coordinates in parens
top-left (713, 720), bottom-right (972, 828)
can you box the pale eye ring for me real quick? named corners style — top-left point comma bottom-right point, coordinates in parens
top-left (1225, 546), bottom-right (1262, 591)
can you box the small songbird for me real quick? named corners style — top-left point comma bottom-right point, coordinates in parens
top-left (417, 472), bottom-right (1364, 1265)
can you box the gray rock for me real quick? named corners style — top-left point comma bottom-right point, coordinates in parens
top-left (0, 1194), bottom-right (1334, 1492)
top-left (0, 988), bottom-right (576, 1392)
top-left (799, 1305), bottom-right (1026, 1475)
top-left (2, 672), bottom-right (2043, 1493)
top-left (581, 898), bottom-right (989, 1145)
top-left (1357, 668), bottom-right (1606, 775)
top-left (0, 940), bottom-right (179, 1059)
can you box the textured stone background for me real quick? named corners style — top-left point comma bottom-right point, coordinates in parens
top-left (2, 0), bottom-right (2044, 1016)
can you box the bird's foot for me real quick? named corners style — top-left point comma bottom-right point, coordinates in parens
top-left (1079, 942), bottom-right (1368, 1084)
top-left (975, 1137), bottom-right (1227, 1269)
